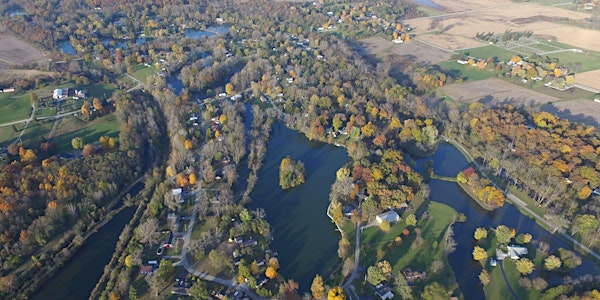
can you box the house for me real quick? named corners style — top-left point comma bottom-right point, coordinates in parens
top-left (402, 268), bottom-right (427, 283)
top-left (139, 265), bottom-right (154, 274)
top-left (343, 206), bottom-right (355, 218)
top-left (53, 88), bottom-right (69, 100)
top-left (242, 239), bottom-right (257, 247)
top-left (376, 211), bottom-right (400, 224)
top-left (375, 284), bottom-right (394, 300)
top-left (233, 236), bottom-right (244, 244)
top-left (507, 245), bottom-right (528, 259)
top-left (75, 89), bottom-right (88, 99)
top-left (457, 59), bottom-right (468, 65)
top-left (230, 94), bottom-right (242, 101)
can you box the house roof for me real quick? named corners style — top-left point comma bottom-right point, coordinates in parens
top-left (375, 284), bottom-right (394, 300)
top-left (376, 211), bottom-right (400, 223)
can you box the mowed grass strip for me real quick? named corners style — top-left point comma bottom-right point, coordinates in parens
top-left (51, 113), bottom-right (119, 152)
top-left (0, 92), bottom-right (32, 124)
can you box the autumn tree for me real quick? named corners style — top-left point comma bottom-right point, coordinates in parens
top-left (71, 137), bottom-right (84, 149)
top-left (265, 266), bottom-right (278, 279)
top-left (472, 246), bottom-right (488, 263)
top-left (474, 227), bottom-right (488, 241)
top-left (81, 101), bottom-right (91, 115)
top-left (311, 274), bottom-right (326, 299)
top-left (93, 98), bottom-right (103, 112)
top-left (327, 286), bottom-right (346, 300)
top-left (495, 225), bottom-right (513, 244)
top-left (544, 255), bottom-right (562, 271)
top-left (226, 83), bottom-right (234, 95)
top-left (406, 214), bottom-right (417, 226)
top-left (479, 270), bottom-right (490, 286)
top-left (516, 258), bottom-right (534, 275)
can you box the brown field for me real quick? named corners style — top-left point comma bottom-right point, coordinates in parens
top-left (574, 69), bottom-right (600, 91)
top-left (542, 99), bottom-right (600, 127)
top-left (440, 78), bottom-right (559, 106)
top-left (0, 69), bottom-right (58, 85)
top-left (416, 33), bottom-right (484, 50)
top-left (359, 37), bottom-right (452, 64)
top-left (0, 36), bottom-right (47, 68)
top-left (407, 0), bottom-right (600, 51)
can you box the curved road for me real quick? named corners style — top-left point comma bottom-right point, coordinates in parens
top-left (442, 136), bottom-right (600, 261)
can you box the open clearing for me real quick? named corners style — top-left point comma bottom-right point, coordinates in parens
top-left (541, 99), bottom-right (600, 128)
top-left (359, 37), bottom-right (452, 64)
top-left (407, 0), bottom-right (600, 52)
top-left (0, 69), bottom-right (58, 85)
top-left (0, 36), bottom-right (47, 67)
top-left (440, 78), bottom-right (559, 106)
top-left (574, 69), bottom-right (600, 91)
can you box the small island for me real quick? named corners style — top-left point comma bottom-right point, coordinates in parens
top-left (279, 157), bottom-right (306, 189)
top-left (456, 167), bottom-right (505, 210)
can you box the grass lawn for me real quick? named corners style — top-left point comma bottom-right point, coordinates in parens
top-left (0, 92), bottom-right (32, 124)
top-left (130, 63), bottom-right (158, 83)
top-left (20, 120), bottom-right (54, 149)
top-left (547, 50), bottom-right (600, 72)
top-left (0, 125), bottom-right (21, 147)
top-left (437, 61), bottom-right (498, 82)
top-left (484, 259), bottom-right (541, 300)
top-left (460, 45), bottom-right (519, 62)
top-left (361, 201), bottom-right (460, 296)
top-left (50, 113), bottom-right (119, 152)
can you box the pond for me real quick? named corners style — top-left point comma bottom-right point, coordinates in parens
top-left (58, 40), bottom-right (76, 55)
top-left (250, 123), bottom-right (349, 292)
top-left (411, 0), bottom-right (445, 10)
top-left (184, 29), bottom-right (216, 40)
top-left (31, 182), bottom-right (144, 299)
top-left (411, 142), bottom-right (600, 298)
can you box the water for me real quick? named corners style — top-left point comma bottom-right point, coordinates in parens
top-left (185, 29), bottom-right (216, 40)
top-left (58, 40), bottom-right (76, 55)
top-left (250, 123), bottom-right (349, 292)
top-left (31, 182), bottom-right (144, 299)
top-left (8, 10), bottom-right (27, 18)
top-left (415, 143), bottom-right (600, 299)
top-left (412, 0), bottom-right (445, 10)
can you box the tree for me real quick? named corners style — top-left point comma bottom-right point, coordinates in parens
top-left (93, 98), bottom-right (103, 112)
top-left (265, 266), bottom-right (277, 279)
top-left (544, 255), bottom-right (562, 271)
top-left (421, 282), bottom-right (447, 300)
top-left (479, 270), bottom-right (490, 286)
top-left (515, 258), bottom-right (534, 275)
top-left (406, 214), bottom-right (417, 226)
top-left (311, 274), bottom-right (326, 299)
top-left (226, 83), bottom-right (234, 95)
top-left (158, 260), bottom-right (174, 281)
top-left (472, 246), bottom-right (488, 263)
top-left (328, 286), bottom-right (346, 300)
top-left (189, 173), bottom-right (198, 185)
top-left (394, 273), bottom-right (413, 299)
top-left (82, 144), bottom-right (96, 157)
top-left (379, 220), bottom-right (390, 231)
top-left (495, 225), bottom-right (512, 244)
top-left (125, 255), bottom-right (132, 268)
top-left (30, 92), bottom-right (38, 107)
top-left (474, 227), bottom-right (488, 241)
top-left (135, 218), bottom-right (160, 247)
top-left (81, 101), bottom-right (91, 115)
top-left (71, 137), bottom-right (84, 149)
top-left (190, 279), bottom-right (210, 300)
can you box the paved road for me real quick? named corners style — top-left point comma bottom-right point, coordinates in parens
top-left (442, 136), bottom-right (600, 261)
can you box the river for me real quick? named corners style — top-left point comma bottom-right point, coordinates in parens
top-left (250, 123), bottom-right (349, 292)
top-left (412, 142), bottom-right (600, 299)
top-left (31, 183), bottom-right (144, 300)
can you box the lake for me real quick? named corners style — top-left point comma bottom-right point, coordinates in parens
top-left (58, 40), bottom-right (76, 55)
top-left (250, 123), bottom-right (349, 292)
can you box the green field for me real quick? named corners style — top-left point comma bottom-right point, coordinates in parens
top-left (131, 63), bottom-right (158, 83)
top-left (548, 50), bottom-right (600, 72)
top-left (484, 259), bottom-right (541, 300)
top-left (51, 113), bottom-right (120, 152)
top-left (361, 201), bottom-right (460, 296)
top-left (461, 45), bottom-right (519, 62)
top-left (437, 61), bottom-right (498, 82)
top-left (0, 92), bottom-right (32, 124)
top-left (20, 120), bottom-right (55, 149)
top-left (0, 125), bottom-right (21, 147)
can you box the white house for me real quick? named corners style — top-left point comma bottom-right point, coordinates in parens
top-left (376, 211), bottom-right (400, 224)
top-left (375, 284), bottom-right (394, 300)
top-left (53, 88), bottom-right (69, 100)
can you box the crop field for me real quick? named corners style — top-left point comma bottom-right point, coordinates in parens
top-left (458, 45), bottom-right (518, 61)
top-left (440, 78), bottom-right (559, 106)
top-left (407, 0), bottom-right (600, 52)
top-left (0, 36), bottom-right (47, 67)
top-left (359, 37), bottom-right (452, 64)
top-left (541, 99), bottom-right (600, 128)
top-left (575, 69), bottom-right (600, 91)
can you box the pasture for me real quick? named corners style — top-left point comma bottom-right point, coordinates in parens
top-left (0, 36), bottom-right (47, 67)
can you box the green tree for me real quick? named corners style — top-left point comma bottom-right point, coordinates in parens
top-left (71, 137), bottom-right (84, 149)
top-left (158, 260), bottom-right (174, 281)
top-left (406, 214), bottom-right (417, 226)
top-left (367, 265), bottom-right (386, 285)
top-left (190, 279), bottom-right (210, 299)
top-left (515, 258), bottom-right (535, 275)
top-left (474, 227), bottom-right (488, 241)
top-left (311, 274), bottom-right (326, 299)
top-left (544, 255), bottom-right (562, 271)
top-left (495, 225), bottom-right (513, 244)
top-left (394, 273), bottom-right (413, 299)
top-left (421, 282), bottom-right (447, 300)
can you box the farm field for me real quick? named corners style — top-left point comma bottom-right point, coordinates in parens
top-left (406, 0), bottom-right (600, 52)
top-left (0, 92), bottom-right (32, 124)
top-left (574, 69), bottom-right (600, 91)
top-left (541, 99), bottom-right (600, 128)
top-left (0, 69), bottom-right (58, 85)
top-left (0, 36), bottom-right (47, 68)
top-left (440, 78), bottom-right (559, 106)
top-left (359, 37), bottom-right (452, 64)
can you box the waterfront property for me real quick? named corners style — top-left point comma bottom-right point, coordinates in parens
top-left (376, 210), bottom-right (400, 224)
